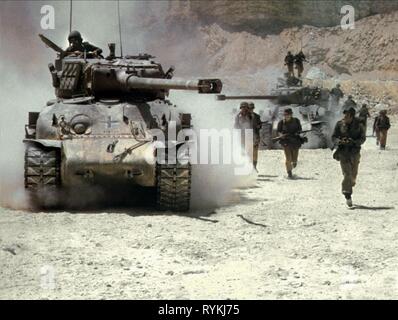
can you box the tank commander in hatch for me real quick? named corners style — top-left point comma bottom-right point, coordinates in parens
top-left (65, 30), bottom-right (103, 58)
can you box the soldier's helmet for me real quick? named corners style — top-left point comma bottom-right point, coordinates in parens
top-left (284, 108), bottom-right (293, 115)
top-left (348, 95), bottom-right (353, 99)
top-left (287, 51), bottom-right (291, 55)
top-left (343, 107), bottom-right (356, 116)
top-left (240, 102), bottom-right (249, 109)
top-left (248, 102), bottom-right (255, 109)
top-left (336, 84), bottom-right (341, 88)
top-left (68, 30), bottom-right (82, 42)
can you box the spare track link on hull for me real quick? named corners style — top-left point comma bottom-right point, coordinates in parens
top-left (24, 144), bottom-right (61, 190)
top-left (156, 162), bottom-right (191, 212)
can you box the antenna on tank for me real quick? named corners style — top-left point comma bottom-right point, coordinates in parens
top-left (69, 0), bottom-right (73, 33)
top-left (117, 0), bottom-right (124, 57)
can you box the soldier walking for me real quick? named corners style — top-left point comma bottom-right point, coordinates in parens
top-left (342, 95), bottom-right (357, 112)
top-left (332, 107), bottom-right (366, 207)
top-left (248, 102), bottom-right (262, 172)
top-left (373, 110), bottom-right (391, 150)
top-left (234, 101), bottom-right (253, 154)
top-left (358, 104), bottom-right (370, 131)
top-left (284, 51), bottom-right (295, 77)
top-left (373, 113), bottom-right (380, 145)
top-left (330, 83), bottom-right (344, 110)
top-left (294, 50), bottom-right (307, 78)
top-left (276, 108), bottom-right (303, 179)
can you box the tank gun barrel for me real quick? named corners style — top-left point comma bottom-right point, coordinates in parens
top-left (216, 94), bottom-right (277, 101)
top-left (117, 73), bottom-right (222, 94)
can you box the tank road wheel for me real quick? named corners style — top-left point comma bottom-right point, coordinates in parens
top-left (24, 144), bottom-right (61, 208)
top-left (156, 162), bottom-right (191, 212)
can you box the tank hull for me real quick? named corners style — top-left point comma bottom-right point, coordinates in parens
top-left (61, 138), bottom-right (156, 187)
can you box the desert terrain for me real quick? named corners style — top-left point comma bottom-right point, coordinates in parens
top-left (1, 0), bottom-right (398, 300)
top-left (1, 122), bottom-right (396, 300)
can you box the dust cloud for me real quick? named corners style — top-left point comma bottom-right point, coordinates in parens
top-left (0, 0), bottom-right (255, 210)
top-left (170, 91), bottom-right (257, 209)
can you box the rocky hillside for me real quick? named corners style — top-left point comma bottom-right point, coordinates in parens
top-left (196, 11), bottom-right (398, 114)
top-left (200, 11), bottom-right (398, 77)
top-left (164, 0), bottom-right (398, 34)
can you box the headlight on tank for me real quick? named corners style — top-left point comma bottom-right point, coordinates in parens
top-left (73, 122), bottom-right (88, 134)
top-left (70, 114), bottom-right (92, 135)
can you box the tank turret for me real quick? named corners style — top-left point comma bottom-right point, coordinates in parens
top-left (91, 65), bottom-right (222, 97)
top-left (50, 57), bottom-right (221, 100)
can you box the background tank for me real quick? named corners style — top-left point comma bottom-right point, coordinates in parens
top-left (217, 74), bottom-right (333, 149)
top-left (24, 36), bottom-right (222, 211)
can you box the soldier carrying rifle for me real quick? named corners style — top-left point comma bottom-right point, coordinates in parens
top-left (332, 107), bottom-right (366, 207)
top-left (276, 108), bottom-right (307, 179)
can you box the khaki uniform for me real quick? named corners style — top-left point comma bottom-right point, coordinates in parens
top-left (380, 129), bottom-right (388, 147)
top-left (252, 112), bottom-right (262, 164)
top-left (332, 118), bottom-right (366, 195)
top-left (358, 106), bottom-right (370, 129)
top-left (374, 115), bottom-right (391, 148)
top-left (373, 116), bottom-right (380, 145)
top-left (277, 117), bottom-right (302, 172)
top-left (283, 147), bottom-right (299, 172)
top-left (234, 112), bottom-right (254, 157)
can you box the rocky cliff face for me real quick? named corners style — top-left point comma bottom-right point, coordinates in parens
top-left (200, 11), bottom-right (398, 77)
top-left (165, 0), bottom-right (398, 34)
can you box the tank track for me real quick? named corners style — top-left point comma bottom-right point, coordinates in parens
top-left (156, 162), bottom-right (191, 212)
top-left (24, 144), bottom-right (61, 206)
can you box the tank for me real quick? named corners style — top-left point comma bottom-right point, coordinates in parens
top-left (217, 74), bottom-right (334, 149)
top-left (24, 35), bottom-right (222, 211)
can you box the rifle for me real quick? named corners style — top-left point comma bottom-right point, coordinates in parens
top-left (330, 137), bottom-right (355, 151)
top-left (272, 129), bottom-right (313, 142)
top-left (39, 34), bottom-right (66, 56)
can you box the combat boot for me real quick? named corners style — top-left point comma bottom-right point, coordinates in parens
top-left (253, 161), bottom-right (258, 172)
top-left (287, 170), bottom-right (293, 179)
top-left (344, 193), bottom-right (353, 208)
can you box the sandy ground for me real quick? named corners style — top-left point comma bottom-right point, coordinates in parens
top-left (0, 124), bottom-right (397, 300)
